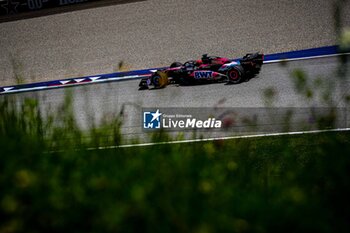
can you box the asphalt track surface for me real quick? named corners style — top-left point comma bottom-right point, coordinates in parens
top-left (4, 56), bottom-right (350, 142)
top-left (1, 0), bottom-right (350, 86)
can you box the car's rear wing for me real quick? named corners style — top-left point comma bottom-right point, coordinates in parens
top-left (240, 53), bottom-right (264, 65)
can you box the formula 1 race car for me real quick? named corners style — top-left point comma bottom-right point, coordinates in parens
top-left (139, 53), bottom-right (264, 89)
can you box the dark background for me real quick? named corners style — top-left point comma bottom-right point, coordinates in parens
top-left (0, 0), bottom-right (96, 15)
top-left (0, 0), bottom-right (145, 22)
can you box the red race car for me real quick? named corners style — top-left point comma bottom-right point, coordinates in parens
top-left (139, 53), bottom-right (264, 89)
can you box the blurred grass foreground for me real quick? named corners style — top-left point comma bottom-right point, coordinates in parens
top-left (0, 94), bottom-right (350, 233)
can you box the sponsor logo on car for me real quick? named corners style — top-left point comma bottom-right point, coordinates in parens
top-left (194, 71), bottom-right (213, 79)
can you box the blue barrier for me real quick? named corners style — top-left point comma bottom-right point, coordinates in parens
top-left (264, 45), bottom-right (339, 61)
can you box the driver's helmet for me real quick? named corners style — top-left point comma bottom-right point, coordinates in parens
top-left (184, 61), bottom-right (195, 70)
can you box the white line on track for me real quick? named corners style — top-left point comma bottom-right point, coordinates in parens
top-left (87, 127), bottom-right (350, 150)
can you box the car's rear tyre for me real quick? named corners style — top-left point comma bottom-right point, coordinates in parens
top-left (227, 66), bottom-right (245, 84)
top-left (170, 62), bottom-right (183, 68)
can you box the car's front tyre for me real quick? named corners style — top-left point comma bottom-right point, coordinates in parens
top-left (151, 72), bottom-right (168, 88)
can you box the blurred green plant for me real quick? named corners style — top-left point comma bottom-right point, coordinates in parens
top-left (1, 91), bottom-right (350, 233)
top-left (9, 56), bottom-right (25, 85)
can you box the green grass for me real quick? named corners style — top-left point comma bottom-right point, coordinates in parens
top-left (1, 96), bottom-right (350, 233)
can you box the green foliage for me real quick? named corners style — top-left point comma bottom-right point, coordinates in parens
top-left (1, 96), bottom-right (350, 233)
top-left (262, 87), bottom-right (277, 106)
top-left (9, 57), bottom-right (25, 85)
top-left (291, 69), bottom-right (314, 100)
